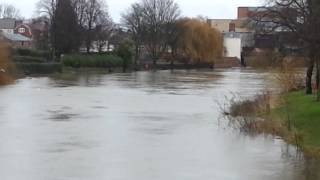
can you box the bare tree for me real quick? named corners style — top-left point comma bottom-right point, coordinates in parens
top-left (37, 0), bottom-right (57, 20)
top-left (72, 0), bottom-right (87, 27)
top-left (251, 0), bottom-right (320, 95)
top-left (83, 0), bottom-right (107, 53)
top-left (0, 4), bottom-right (21, 19)
top-left (141, 0), bottom-right (181, 65)
top-left (94, 13), bottom-right (114, 53)
top-left (121, 3), bottom-right (145, 66)
top-left (122, 0), bottom-right (180, 66)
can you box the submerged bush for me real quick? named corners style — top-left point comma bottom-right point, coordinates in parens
top-left (62, 54), bottom-right (124, 68)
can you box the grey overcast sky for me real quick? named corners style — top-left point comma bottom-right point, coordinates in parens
top-left (0, 0), bottom-right (262, 22)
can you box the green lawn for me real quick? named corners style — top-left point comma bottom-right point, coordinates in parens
top-left (273, 91), bottom-right (320, 150)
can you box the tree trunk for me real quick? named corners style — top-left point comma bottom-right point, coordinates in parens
top-left (135, 45), bottom-right (139, 67)
top-left (153, 58), bottom-right (157, 67)
top-left (86, 42), bottom-right (91, 54)
top-left (316, 59), bottom-right (320, 101)
top-left (306, 58), bottom-right (315, 94)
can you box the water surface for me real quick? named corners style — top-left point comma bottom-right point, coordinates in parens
top-left (0, 69), bottom-right (318, 180)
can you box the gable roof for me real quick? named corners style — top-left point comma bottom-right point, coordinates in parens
top-left (0, 18), bottom-right (16, 29)
top-left (1, 32), bottom-right (32, 42)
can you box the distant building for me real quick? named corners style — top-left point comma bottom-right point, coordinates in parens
top-left (207, 6), bottom-right (295, 60)
top-left (223, 32), bottom-right (242, 59)
top-left (0, 31), bottom-right (33, 48)
top-left (14, 24), bottom-right (33, 38)
top-left (208, 16), bottom-right (255, 60)
top-left (29, 17), bottom-right (50, 50)
top-left (0, 18), bottom-right (16, 34)
top-left (237, 7), bottom-right (261, 19)
top-left (0, 17), bottom-right (51, 49)
top-left (207, 19), bottom-right (234, 33)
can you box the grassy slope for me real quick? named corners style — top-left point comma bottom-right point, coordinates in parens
top-left (273, 91), bottom-right (320, 151)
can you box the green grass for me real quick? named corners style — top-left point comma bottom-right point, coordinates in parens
top-left (272, 91), bottom-right (320, 150)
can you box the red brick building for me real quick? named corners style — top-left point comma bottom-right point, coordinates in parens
top-left (14, 24), bottom-right (33, 38)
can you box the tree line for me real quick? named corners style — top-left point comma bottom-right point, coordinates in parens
top-left (37, 0), bottom-right (114, 57)
top-left (122, 0), bottom-right (222, 66)
top-left (34, 0), bottom-right (222, 65)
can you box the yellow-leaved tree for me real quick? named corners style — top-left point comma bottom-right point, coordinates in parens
top-left (175, 18), bottom-right (223, 64)
top-left (0, 43), bottom-right (14, 85)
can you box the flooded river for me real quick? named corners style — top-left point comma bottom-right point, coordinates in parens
top-left (0, 69), bottom-right (319, 180)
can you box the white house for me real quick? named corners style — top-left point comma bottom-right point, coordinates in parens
top-left (0, 18), bottom-right (16, 34)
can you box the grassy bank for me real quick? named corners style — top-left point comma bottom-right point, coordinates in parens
top-left (227, 90), bottom-right (320, 158)
top-left (270, 91), bottom-right (320, 157)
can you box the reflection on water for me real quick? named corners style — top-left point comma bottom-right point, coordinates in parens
top-left (0, 69), bottom-right (319, 180)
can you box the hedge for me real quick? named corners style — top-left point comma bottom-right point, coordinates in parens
top-left (62, 54), bottom-right (124, 68)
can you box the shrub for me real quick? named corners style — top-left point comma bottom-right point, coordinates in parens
top-left (14, 56), bottom-right (47, 63)
top-left (16, 63), bottom-right (62, 74)
top-left (62, 54), bottom-right (124, 68)
top-left (14, 48), bottom-right (51, 59)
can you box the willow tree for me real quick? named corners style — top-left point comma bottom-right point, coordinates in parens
top-left (175, 18), bottom-right (223, 64)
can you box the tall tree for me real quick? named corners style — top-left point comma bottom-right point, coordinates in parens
top-left (251, 0), bottom-right (320, 94)
top-left (141, 0), bottom-right (181, 65)
top-left (123, 0), bottom-right (180, 66)
top-left (121, 3), bottom-right (145, 66)
top-left (51, 0), bottom-right (80, 56)
top-left (94, 13), bottom-right (114, 53)
top-left (83, 0), bottom-right (106, 53)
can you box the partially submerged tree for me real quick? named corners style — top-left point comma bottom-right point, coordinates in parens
top-left (116, 40), bottom-right (134, 72)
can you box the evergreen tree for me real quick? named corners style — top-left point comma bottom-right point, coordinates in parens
top-left (51, 0), bottom-right (80, 57)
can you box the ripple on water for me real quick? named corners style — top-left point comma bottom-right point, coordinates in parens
top-left (48, 113), bottom-right (79, 122)
top-left (47, 108), bottom-right (79, 122)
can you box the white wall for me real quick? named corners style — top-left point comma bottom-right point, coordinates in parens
top-left (224, 37), bottom-right (241, 59)
top-left (0, 29), bottom-right (14, 34)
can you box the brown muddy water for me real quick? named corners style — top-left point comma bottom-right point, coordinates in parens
top-left (0, 69), bottom-right (319, 180)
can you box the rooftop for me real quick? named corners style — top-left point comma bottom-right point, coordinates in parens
top-left (1, 32), bottom-right (32, 42)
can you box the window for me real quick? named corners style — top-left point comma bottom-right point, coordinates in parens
top-left (18, 28), bottom-right (25, 33)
